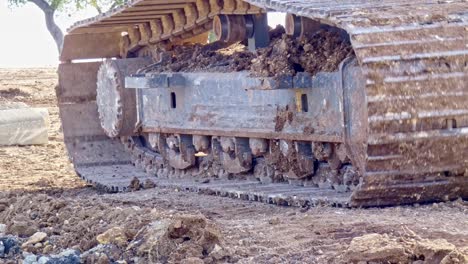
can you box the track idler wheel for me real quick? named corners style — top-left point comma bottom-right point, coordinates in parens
top-left (96, 58), bottom-right (151, 137)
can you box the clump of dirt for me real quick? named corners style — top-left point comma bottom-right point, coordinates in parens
top-left (150, 25), bottom-right (353, 77)
top-left (128, 215), bottom-right (227, 263)
top-left (251, 29), bottom-right (354, 77)
top-left (343, 233), bottom-right (468, 264)
top-left (153, 41), bottom-right (255, 73)
top-left (274, 104), bottom-right (294, 132)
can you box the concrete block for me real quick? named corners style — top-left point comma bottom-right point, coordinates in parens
top-left (0, 107), bottom-right (49, 145)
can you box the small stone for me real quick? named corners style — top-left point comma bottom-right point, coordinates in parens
top-left (344, 233), bottom-right (409, 263)
top-left (23, 253), bottom-right (38, 264)
top-left (268, 217), bottom-right (280, 225)
top-left (29, 212), bottom-right (39, 220)
top-left (201, 178), bottom-right (210, 184)
top-left (210, 244), bottom-right (227, 260)
top-left (129, 177), bottom-right (141, 191)
top-left (43, 244), bottom-right (53, 254)
top-left (96, 227), bottom-right (128, 247)
top-left (173, 220), bottom-right (182, 229)
top-left (71, 245), bottom-right (81, 251)
top-left (0, 236), bottom-right (21, 257)
top-left (8, 222), bottom-right (36, 237)
top-left (38, 256), bottom-right (51, 264)
top-left (143, 179), bottom-right (156, 189)
top-left (97, 254), bottom-right (109, 264)
top-left (303, 44), bottom-right (313, 52)
top-left (0, 224), bottom-right (6, 235)
top-left (46, 249), bottom-right (80, 264)
top-left (22, 232), bottom-right (48, 247)
top-left (181, 257), bottom-right (204, 264)
top-left (0, 241), bottom-right (5, 257)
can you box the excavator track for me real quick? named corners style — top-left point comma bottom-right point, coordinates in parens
top-left (58, 0), bottom-right (468, 207)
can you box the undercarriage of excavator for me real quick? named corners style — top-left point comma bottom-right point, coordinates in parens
top-left (57, 0), bottom-right (468, 207)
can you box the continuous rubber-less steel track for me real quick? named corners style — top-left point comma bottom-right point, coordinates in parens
top-left (58, 0), bottom-right (468, 207)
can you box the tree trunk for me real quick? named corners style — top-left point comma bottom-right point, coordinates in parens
top-left (29, 0), bottom-right (64, 53)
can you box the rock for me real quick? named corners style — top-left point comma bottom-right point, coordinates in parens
top-left (96, 227), bottom-right (128, 247)
top-left (23, 253), bottom-right (38, 264)
top-left (129, 177), bottom-right (141, 191)
top-left (8, 222), bottom-right (36, 237)
top-left (23, 232), bottom-right (48, 247)
top-left (38, 256), bottom-right (51, 264)
top-left (43, 244), bottom-right (53, 254)
top-left (0, 236), bottom-right (21, 258)
top-left (209, 244), bottom-right (228, 260)
top-left (0, 107), bottom-right (49, 146)
top-left (344, 233), bottom-right (410, 263)
top-left (414, 239), bottom-right (467, 264)
top-left (44, 249), bottom-right (81, 264)
top-left (0, 224), bottom-right (6, 235)
top-left (268, 217), bottom-right (280, 225)
top-left (143, 179), bottom-right (156, 189)
top-left (181, 257), bottom-right (204, 264)
top-left (81, 243), bottom-right (123, 263)
top-left (97, 254), bottom-right (109, 264)
top-left (135, 215), bottom-right (221, 263)
top-left (0, 241), bottom-right (4, 258)
top-left (134, 219), bottom-right (172, 258)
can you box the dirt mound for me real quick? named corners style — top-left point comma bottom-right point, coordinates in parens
top-left (152, 41), bottom-right (254, 73)
top-left (127, 214), bottom-right (227, 263)
top-left (251, 29), bottom-right (353, 77)
top-left (344, 233), bottom-right (468, 264)
top-left (149, 25), bottom-right (353, 77)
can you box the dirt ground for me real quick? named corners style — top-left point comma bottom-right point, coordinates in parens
top-left (0, 68), bottom-right (467, 264)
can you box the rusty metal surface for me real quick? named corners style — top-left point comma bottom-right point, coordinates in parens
top-left (96, 58), bottom-right (152, 137)
top-left (127, 71), bottom-right (345, 142)
top-left (57, 0), bottom-right (468, 207)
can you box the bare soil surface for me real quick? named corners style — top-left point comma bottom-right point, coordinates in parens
top-left (0, 68), bottom-right (467, 264)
